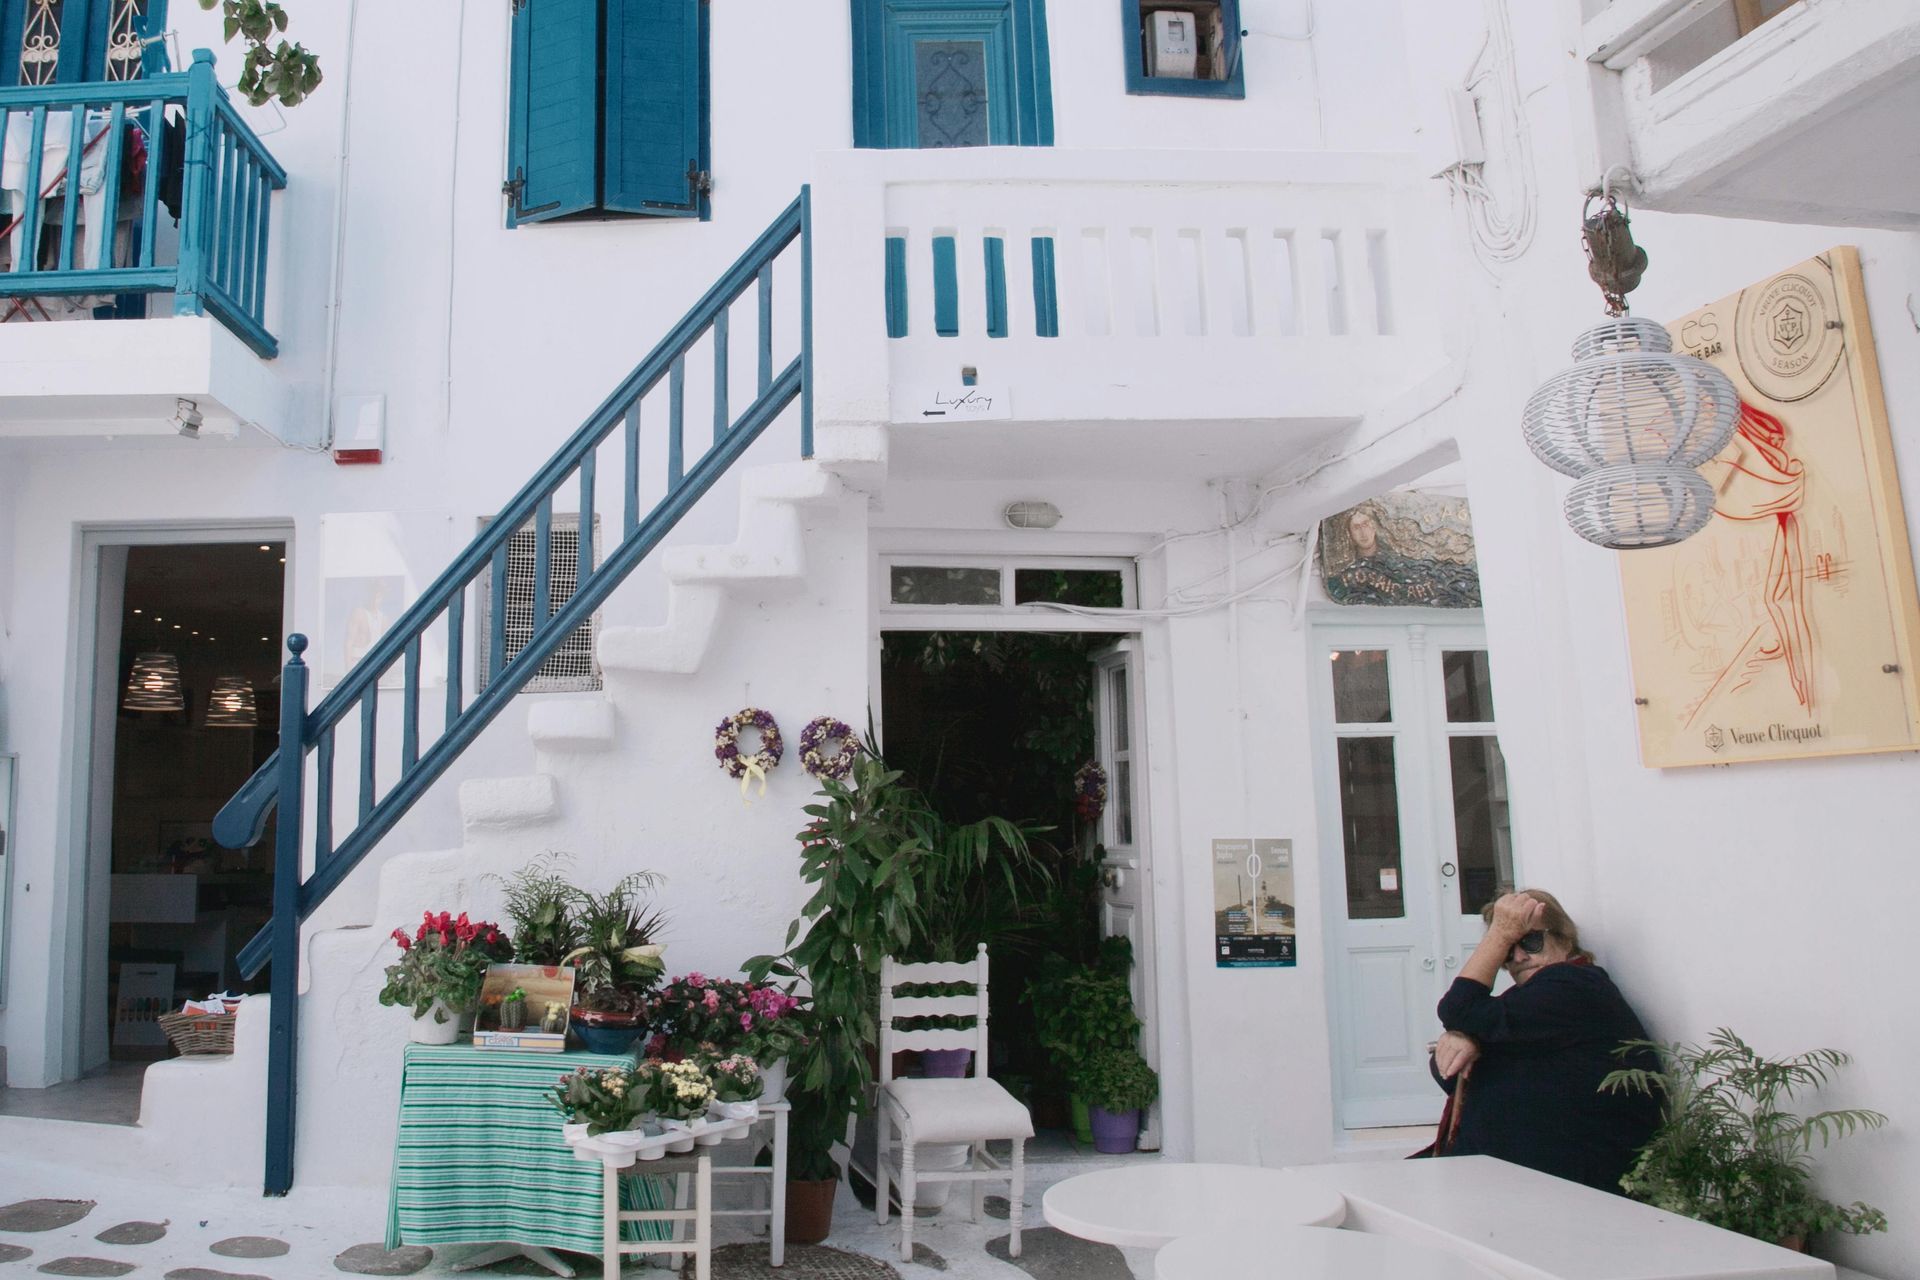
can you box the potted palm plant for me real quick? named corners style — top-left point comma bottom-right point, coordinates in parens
top-left (1600, 1027), bottom-right (1888, 1249)
top-left (491, 850), bottom-right (582, 965)
top-left (563, 871), bottom-right (668, 1054)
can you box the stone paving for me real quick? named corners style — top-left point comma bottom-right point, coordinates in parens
top-left (0, 1147), bottom-right (1161, 1280)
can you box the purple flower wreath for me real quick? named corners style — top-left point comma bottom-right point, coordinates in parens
top-left (715, 707), bottom-right (783, 801)
top-left (798, 716), bottom-right (861, 780)
top-left (1073, 761), bottom-right (1108, 823)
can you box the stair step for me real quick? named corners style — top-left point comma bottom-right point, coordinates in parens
top-left (458, 774), bottom-right (560, 833)
top-left (596, 584), bottom-right (724, 675)
top-left (527, 700), bottom-right (617, 752)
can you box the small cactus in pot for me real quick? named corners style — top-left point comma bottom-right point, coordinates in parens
top-left (500, 987), bottom-right (528, 1031)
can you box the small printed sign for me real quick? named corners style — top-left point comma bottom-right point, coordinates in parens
top-left (903, 386), bottom-right (1011, 421)
top-left (1214, 837), bottom-right (1298, 968)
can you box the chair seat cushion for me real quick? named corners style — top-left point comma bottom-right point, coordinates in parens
top-left (882, 1077), bottom-right (1035, 1143)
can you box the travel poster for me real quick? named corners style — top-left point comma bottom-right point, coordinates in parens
top-left (1213, 837), bottom-right (1297, 968)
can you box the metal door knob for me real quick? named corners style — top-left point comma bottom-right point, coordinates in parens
top-left (1440, 861), bottom-right (1457, 878)
top-left (1421, 957), bottom-right (1436, 971)
top-left (1444, 954), bottom-right (1458, 969)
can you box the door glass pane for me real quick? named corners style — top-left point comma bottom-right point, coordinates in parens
top-left (1109, 668), bottom-right (1129, 751)
top-left (19, 0), bottom-right (66, 85)
top-left (1015, 568), bottom-right (1125, 607)
top-left (1442, 650), bottom-right (1495, 723)
top-left (1331, 649), bottom-right (1391, 723)
top-left (1114, 759), bottom-right (1133, 846)
top-left (104, 0), bottom-right (149, 81)
top-left (1448, 736), bottom-right (1513, 914)
top-left (1336, 737), bottom-right (1404, 919)
top-left (915, 40), bottom-right (989, 148)
top-left (889, 565), bottom-right (1000, 606)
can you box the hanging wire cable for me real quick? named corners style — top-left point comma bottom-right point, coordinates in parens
top-left (1441, 0), bottom-right (1536, 273)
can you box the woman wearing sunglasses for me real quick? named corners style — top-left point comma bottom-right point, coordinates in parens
top-left (1425, 889), bottom-right (1660, 1192)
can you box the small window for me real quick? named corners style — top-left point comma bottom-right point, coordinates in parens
top-left (1122, 0), bottom-right (1244, 99)
top-left (476, 514), bottom-right (602, 693)
top-left (504, 0), bottom-right (709, 226)
top-left (890, 566), bottom-right (1002, 607)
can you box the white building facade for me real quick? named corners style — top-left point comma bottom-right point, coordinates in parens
top-left (0, 2), bottom-right (1915, 1275)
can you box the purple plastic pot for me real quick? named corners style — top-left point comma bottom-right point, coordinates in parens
top-left (1088, 1105), bottom-right (1140, 1154)
top-left (918, 1048), bottom-right (974, 1078)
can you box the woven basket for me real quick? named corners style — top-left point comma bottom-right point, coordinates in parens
top-left (158, 1010), bottom-right (237, 1056)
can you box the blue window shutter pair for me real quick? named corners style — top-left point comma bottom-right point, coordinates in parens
top-left (0, 0), bottom-right (169, 82)
top-left (506, 0), bottom-right (702, 226)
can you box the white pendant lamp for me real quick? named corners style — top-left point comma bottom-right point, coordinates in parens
top-left (1522, 191), bottom-right (1738, 550)
top-left (205, 675), bottom-right (258, 728)
top-left (123, 652), bottom-right (185, 712)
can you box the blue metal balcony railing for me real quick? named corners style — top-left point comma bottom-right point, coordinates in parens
top-left (0, 49), bottom-right (287, 357)
top-left (213, 190), bottom-right (813, 1195)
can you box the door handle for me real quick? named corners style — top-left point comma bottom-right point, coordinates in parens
top-left (1440, 861), bottom-right (1457, 878)
top-left (1444, 954), bottom-right (1458, 969)
top-left (1421, 956), bottom-right (1435, 971)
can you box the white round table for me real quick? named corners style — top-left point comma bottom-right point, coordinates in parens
top-left (1155, 1225), bottom-right (1504, 1280)
top-left (1041, 1164), bottom-right (1347, 1248)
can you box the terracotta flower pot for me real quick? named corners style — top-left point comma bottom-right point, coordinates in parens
top-left (785, 1176), bottom-right (838, 1244)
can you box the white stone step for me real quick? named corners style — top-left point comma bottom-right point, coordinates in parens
top-left (457, 773), bottom-right (560, 834)
top-left (596, 582), bottom-right (724, 675)
top-left (527, 698), bottom-right (617, 752)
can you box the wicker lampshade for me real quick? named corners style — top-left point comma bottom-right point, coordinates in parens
top-left (1563, 463), bottom-right (1718, 550)
top-left (205, 675), bottom-right (258, 728)
top-left (123, 652), bottom-right (185, 712)
top-left (1523, 318), bottom-right (1739, 478)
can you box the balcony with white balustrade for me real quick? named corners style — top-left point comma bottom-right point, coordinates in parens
top-left (809, 148), bottom-right (1449, 481)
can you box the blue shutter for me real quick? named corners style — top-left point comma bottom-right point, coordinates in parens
top-left (139, 0), bottom-right (171, 75)
top-left (601, 0), bottom-right (702, 216)
top-left (505, 0), bottom-right (601, 227)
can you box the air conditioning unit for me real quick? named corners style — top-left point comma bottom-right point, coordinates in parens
top-left (1146, 9), bottom-right (1199, 79)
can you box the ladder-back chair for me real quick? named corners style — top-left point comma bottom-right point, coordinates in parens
top-left (874, 943), bottom-right (1032, 1261)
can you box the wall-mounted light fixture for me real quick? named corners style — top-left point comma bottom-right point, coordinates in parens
top-left (1003, 500), bottom-right (1063, 530)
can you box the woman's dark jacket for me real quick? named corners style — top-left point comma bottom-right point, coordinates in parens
top-left (1432, 962), bottom-right (1661, 1193)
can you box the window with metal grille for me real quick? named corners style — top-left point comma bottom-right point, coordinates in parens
top-left (475, 514), bottom-right (602, 693)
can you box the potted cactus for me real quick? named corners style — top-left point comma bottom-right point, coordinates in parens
top-left (499, 987), bottom-right (528, 1031)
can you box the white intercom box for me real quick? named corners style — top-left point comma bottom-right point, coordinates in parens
top-left (1147, 9), bottom-right (1200, 78)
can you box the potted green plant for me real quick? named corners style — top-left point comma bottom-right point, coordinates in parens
top-left (499, 987), bottom-right (528, 1031)
top-left (1078, 1048), bottom-right (1157, 1153)
top-left (562, 871), bottom-right (668, 1054)
top-left (707, 1053), bottom-right (765, 1120)
top-left (378, 911), bottom-right (513, 1044)
top-left (1600, 1028), bottom-right (1888, 1249)
top-left (1031, 938), bottom-right (1139, 1143)
top-left (748, 753), bottom-right (929, 1244)
top-left (491, 851), bottom-right (582, 966)
top-left (549, 1064), bottom-right (646, 1137)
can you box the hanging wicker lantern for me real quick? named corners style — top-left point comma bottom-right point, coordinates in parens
top-left (205, 675), bottom-right (259, 728)
top-left (1522, 193), bottom-right (1738, 549)
top-left (123, 652), bottom-right (185, 712)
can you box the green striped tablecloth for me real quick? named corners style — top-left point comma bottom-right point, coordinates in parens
top-left (385, 1043), bottom-right (672, 1252)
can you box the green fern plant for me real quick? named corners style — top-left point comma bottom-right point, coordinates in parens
top-left (489, 851), bottom-right (582, 966)
top-left (1600, 1028), bottom-right (1888, 1246)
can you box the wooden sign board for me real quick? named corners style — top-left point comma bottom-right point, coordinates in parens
top-left (1621, 247), bottom-right (1920, 767)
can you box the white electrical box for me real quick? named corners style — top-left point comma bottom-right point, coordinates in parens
top-left (1147, 9), bottom-right (1199, 79)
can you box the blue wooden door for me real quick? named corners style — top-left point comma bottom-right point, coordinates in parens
top-left (853, 0), bottom-right (1053, 149)
top-left (1, 0), bottom-right (168, 85)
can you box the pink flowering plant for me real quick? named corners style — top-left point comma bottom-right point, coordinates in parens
top-left (651, 973), bottom-right (808, 1063)
top-left (548, 1065), bottom-right (644, 1136)
top-left (707, 1053), bottom-right (764, 1104)
top-left (378, 911), bottom-right (513, 1022)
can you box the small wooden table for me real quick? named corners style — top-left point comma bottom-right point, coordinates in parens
top-left (1041, 1163), bottom-right (1347, 1248)
top-left (1155, 1225), bottom-right (1502, 1280)
top-left (565, 1107), bottom-right (783, 1280)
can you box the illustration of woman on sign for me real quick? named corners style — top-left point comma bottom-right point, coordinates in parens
top-left (1687, 400), bottom-right (1812, 724)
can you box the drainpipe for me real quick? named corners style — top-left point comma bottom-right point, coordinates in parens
top-left (317, 0), bottom-right (363, 452)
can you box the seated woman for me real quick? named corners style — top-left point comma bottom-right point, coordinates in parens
top-left (1429, 889), bottom-right (1660, 1193)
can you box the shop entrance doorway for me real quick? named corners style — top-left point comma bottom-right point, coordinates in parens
top-left (1308, 618), bottom-right (1516, 1129)
top-left (875, 556), bottom-right (1159, 1149)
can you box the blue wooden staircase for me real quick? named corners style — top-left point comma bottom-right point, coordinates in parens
top-left (213, 191), bottom-right (813, 1194)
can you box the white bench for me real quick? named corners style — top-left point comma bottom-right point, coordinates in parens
top-left (1285, 1157), bottom-right (1833, 1280)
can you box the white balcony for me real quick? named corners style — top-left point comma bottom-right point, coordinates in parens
top-left (1584, 0), bottom-right (1920, 228)
top-left (808, 148), bottom-right (1448, 479)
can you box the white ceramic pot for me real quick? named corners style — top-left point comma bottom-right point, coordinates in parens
top-left (711, 1098), bottom-right (760, 1121)
top-left (759, 1057), bottom-right (788, 1102)
top-left (912, 1141), bottom-right (970, 1208)
top-left (409, 1000), bottom-right (463, 1045)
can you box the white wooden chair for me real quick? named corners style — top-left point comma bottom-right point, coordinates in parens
top-left (874, 943), bottom-right (1032, 1261)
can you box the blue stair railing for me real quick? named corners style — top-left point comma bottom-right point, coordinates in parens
top-left (213, 189), bottom-right (813, 1195)
top-left (0, 50), bottom-right (288, 357)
